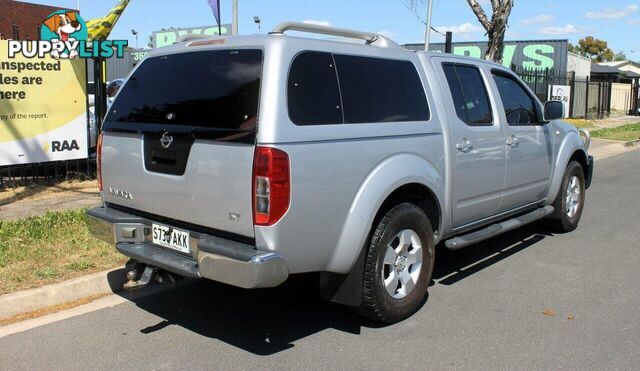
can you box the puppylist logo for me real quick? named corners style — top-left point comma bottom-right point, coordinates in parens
top-left (41, 10), bottom-right (86, 59)
top-left (7, 10), bottom-right (127, 60)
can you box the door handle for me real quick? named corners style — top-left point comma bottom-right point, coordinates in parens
top-left (456, 138), bottom-right (473, 152)
top-left (506, 135), bottom-right (519, 147)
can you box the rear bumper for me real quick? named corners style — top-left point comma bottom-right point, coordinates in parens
top-left (86, 207), bottom-right (288, 289)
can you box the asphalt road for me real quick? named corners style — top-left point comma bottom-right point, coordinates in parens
top-left (2, 149), bottom-right (639, 370)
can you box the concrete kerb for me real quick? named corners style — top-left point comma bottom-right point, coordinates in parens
top-left (0, 268), bottom-right (129, 320)
top-left (589, 138), bottom-right (640, 161)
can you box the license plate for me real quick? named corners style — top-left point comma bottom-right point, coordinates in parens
top-left (151, 223), bottom-right (190, 254)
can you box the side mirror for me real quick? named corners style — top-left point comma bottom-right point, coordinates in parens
top-left (543, 100), bottom-right (564, 121)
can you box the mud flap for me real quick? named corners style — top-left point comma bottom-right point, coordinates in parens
top-left (319, 244), bottom-right (367, 306)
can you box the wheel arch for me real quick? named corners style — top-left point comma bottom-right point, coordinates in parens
top-left (326, 153), bottom-right (444, 274)
top-left (569, 148), bottom-right (589, 171)
top-left (373, 183), bottom-right (442, 240)
top-left (319, 154), bottom-right (444, 306)
top-left (545, 131), bottom-right (589, 204)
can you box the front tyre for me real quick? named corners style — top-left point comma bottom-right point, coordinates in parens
top-left (358, 203), bottom-right (435, 323)
top-left (549, 161), bottom-right (586, 233)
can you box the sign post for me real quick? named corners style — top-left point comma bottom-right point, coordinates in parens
top-left (548, 85), bottom-right (571, 119)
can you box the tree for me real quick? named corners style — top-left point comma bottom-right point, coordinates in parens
top-left (613, 52), bottom-right (627, 62)
top-left (466, 0), bottom-right (514, 62)
top-left (408, 0), bottom-right (514, 62)
top-left (574, 36), bottom-right (615, 62)
top-left (568, 43), bottom-right (581, 55)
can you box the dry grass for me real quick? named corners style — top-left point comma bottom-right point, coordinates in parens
top-left (564, 118), bottom-right (595, 129)
top-left (0, 209), bottom-right (126, 296)
top-left (0, 180), bottom-right (99, 207)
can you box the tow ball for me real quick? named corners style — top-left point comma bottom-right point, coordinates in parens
top-left (124, 264), bottom-right (176, 291)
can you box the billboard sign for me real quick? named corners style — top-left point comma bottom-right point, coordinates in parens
top-left (405, 40), bottom-right (569, 75)
top-left (153, 24), bottom-right (232, 49)
top-left (0, 40), bottom-right (88, 166)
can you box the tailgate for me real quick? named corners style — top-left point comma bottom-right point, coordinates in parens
top-left (100, 49), bottom-right (263, 238)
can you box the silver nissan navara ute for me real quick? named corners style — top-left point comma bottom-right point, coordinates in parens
top-left (87, 22), bottom-right (593, 323)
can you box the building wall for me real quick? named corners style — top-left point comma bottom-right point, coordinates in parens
top-left (87, 50), bottom-right (135, 82)
top-left (610, 83), bottom-right (633, 113)
top-left (617, 64), bottom-right (640, 75)
top-left (0, 0), bottom-right (74, 40)
top-left (152, 24), bottom-right (232, 48)
top-left (567, 52), bottom-right (591, 78)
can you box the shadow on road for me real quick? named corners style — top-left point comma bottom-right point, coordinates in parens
top-left (120, 221), bottom-right (554, 356)
top-left (433, 222), bottom-right (554, 285)
top-left (124, 275), bottom-right (378, 355)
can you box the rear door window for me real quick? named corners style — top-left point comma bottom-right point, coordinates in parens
top-left (287, 52), bottom-right (429, 126)
top-left (442, 63), bottom-right (493, 126)
top-left (287, 51), bottom-right (343, 125)
top-left (333, 55), bottom-right (429, 124)
top-left (106, 49), bottom-right (263, 131)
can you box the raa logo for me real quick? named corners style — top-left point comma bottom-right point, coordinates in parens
top-left (51, 140), bottom-right (80, 152)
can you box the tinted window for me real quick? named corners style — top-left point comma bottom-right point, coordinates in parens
top-left (288, 52), bottom-right (343, 125)
top-left (443, 64), bottom-right (469, 124)
top-left (442, 64), bottom-right (493, 126)
top-left (334, 55), bottom-right (429, 123)
top-left (106, 50), bottom-right (262, 130)
top-left (492, 73), bottom-right (538, 125)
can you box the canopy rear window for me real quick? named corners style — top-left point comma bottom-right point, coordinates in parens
top-left (106, 49), bottom-right (263, 131)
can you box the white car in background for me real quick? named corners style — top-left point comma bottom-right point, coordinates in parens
top-left (106, 79), bottom-right (126, 106)
top-left (87, 79), bottom-right (127, 150)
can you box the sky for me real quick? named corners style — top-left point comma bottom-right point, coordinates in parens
top-left (21, 0), bottom-right (640, 60)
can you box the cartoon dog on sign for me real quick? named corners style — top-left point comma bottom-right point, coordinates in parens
top-left (42, 11), bottom-right (82, 59)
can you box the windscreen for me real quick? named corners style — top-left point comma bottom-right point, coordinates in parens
top-left (106, 49), bottom-right (263, 130)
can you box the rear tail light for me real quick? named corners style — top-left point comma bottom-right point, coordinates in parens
top-left (253, 146), bottom-right (290, 226)
top-left (97, 133), bottom-right (103, 192)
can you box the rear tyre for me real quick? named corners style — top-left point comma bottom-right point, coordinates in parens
top-left (358, 203), bottom-right (435, 323)
top-left (548, 161), bottom-right (586, 233)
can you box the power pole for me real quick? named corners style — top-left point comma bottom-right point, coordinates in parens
top-left (232, 0), bottom-right (239, 35)
top-left (445, 31), bottom-right (452, 53)
top-left (424, 0), bottom-right (433, 51)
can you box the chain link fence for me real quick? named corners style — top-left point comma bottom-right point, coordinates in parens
top-left (0, 158), bottom-right (96, 189)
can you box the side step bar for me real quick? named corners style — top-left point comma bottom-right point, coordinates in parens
top-left (445, 206), bottom-right (554, 250)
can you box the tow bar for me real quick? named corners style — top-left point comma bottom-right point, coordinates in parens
top-left (124, 264), bottom-right (176, 291)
